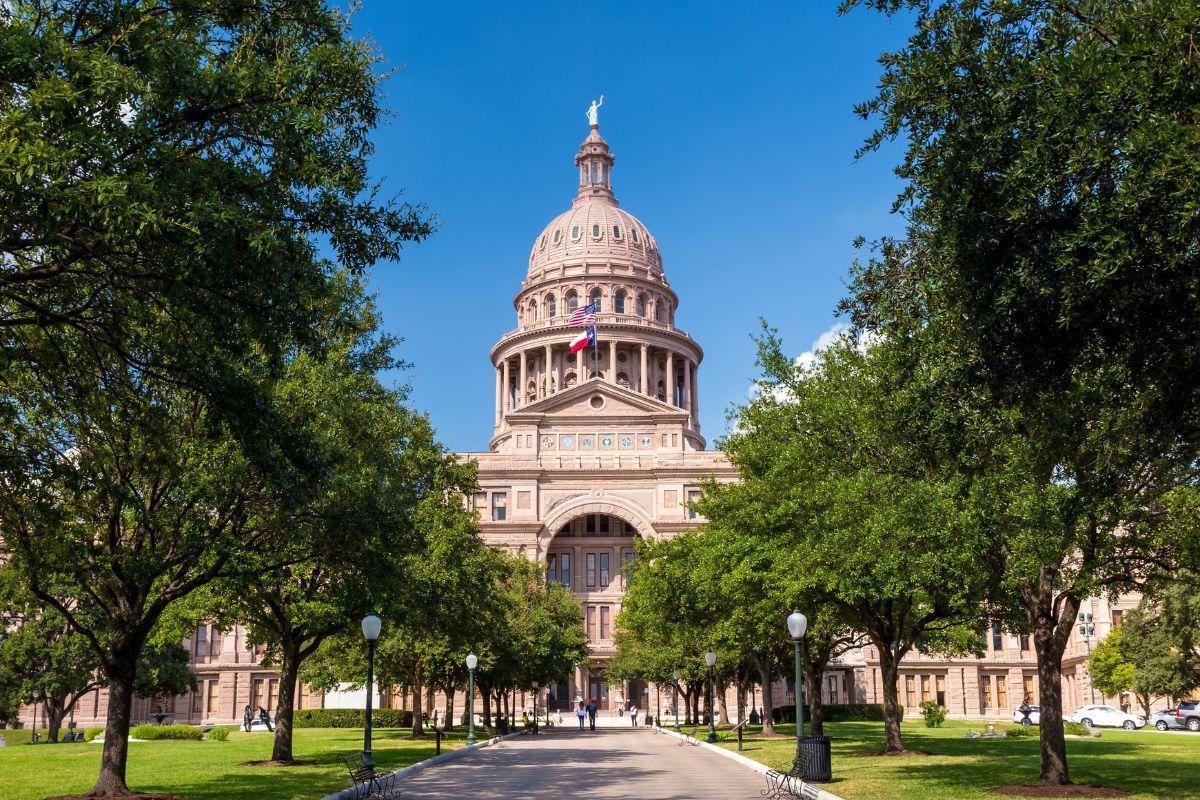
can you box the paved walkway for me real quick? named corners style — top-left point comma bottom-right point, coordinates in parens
top-left (397, 727), bottom-right (766, 799)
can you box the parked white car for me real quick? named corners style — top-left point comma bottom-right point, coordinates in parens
top-left (1012, 705), bottom-right (1041, 726)
top-left (1068, 704), bottom-right (1146, 730)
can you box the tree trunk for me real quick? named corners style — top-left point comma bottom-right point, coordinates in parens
top-left (717, 680), bottom-right (729, 726)
top-left (481, 682), bottom-right (492, 728)
top-left (1032, 591), bottom-right (1079, 786)
top-left (1138, 692), bottom-right (1150, 718)
top-left (91, 659), bottom-right (136, 795)
top-left (877, 645), bottom-right (905, 753)
top-left (45, 695), bottom-right (67, 744)
top-left (737, 679), bottom-right (746, 726)
top-left (757, 655), bottom-right (776, 735)
top-left (445, 686), bottom-right (456, 730)
top-left (411, 666), bottom-right (425, 737)
top-left (271, 643), bottom-right (301, 762)
top-left (804, 661), bottom-right (825, 738)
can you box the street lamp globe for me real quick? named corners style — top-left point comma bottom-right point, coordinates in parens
top-left (704, 651), bottom-right (717, 668)
top-left (361, 612), bottom-right (382, 641)
top-left (787, 610), bottom-right (807, 640)
top-left (672, 670), bottom-right (681, 681)
top-left (466, 652), bottom-right (478, 671)
top-left (532, 681), bottom-right (539, 689)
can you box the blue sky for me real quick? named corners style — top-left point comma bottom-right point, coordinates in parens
top-left (349, 1), bottom-right (912, 452)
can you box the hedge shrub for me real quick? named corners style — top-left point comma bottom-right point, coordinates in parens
top-left (770, 704), bottom-right (887, 724)
top-left (205, 726), bottom-right (232, 741)
top-left (130, 724), bottom-right (203, 741)
top-left (84, 727), bottom-right (105, 742)
top-left (919, 700), bottom-right (946, 728)
top-left (293, 708), bottom-right (413, 728)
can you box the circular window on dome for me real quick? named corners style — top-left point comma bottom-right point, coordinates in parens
top-left (632, 229), bottom-right (640, 244)
top-left (617, 352), bottom-right (627, 363)
top-left (571, 225), bottom-right (581, 241)
top-left (592, 224), bottom-right (601, 238)
top-left (553, 230), bottom-right (561, 245)
top-left (589, 395), bottom-right (605, 410)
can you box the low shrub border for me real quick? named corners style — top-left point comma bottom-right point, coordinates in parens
top-left (130, 724), bottom-right (203, 741)
top-left (771, 703), bottom-right (887, 724)
top-left (293, 708), bottom-right (414, 728)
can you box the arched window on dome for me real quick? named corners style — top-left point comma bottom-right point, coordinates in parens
top-left (528, 299), bottom-right (538, 321)
top-left (612, 225), bottom-right (621, 239)
top-left (655, 297), bottom-right (665, 323)
top-left (571, 226), bottom-right (581, 241)
top-left (540, 235), bottom-right (547, 250)
top-left (590, 288), bottom-right (602, 312)
top-left (632, 229), bottom-right (640, 244)
top-left (566, 291), bottom-right (579, 312)
top-left (614, 290), bottom-right (626, 314)
top-left (592, 224), bottom-right (601, 238)
top-left (547, 294), bottom-right (557, 318)
top-left (636, 294), bottom-right (647, 317)
top-left (553, 230), bottom-right (562, 245)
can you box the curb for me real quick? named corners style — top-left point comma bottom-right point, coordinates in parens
top-left (653, 727), bottom-right (846, 800)
top-left (318, 729), bottom-right (528, 800)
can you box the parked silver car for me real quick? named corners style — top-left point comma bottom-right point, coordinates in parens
top-left (1148, 708), bottom-right (1185, 732)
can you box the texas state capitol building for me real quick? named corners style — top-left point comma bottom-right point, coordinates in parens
top-left (23, 116), bottom-right (1135, 730)
top-left (463, 118), bottom-right (736, 711)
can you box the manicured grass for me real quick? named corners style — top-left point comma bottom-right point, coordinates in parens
top-left (0, 726), bottom-right (477, 800)
top-left (706, 719), bottom-right (1200, 800)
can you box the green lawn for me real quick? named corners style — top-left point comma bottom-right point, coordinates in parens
top-left (0, 727), bottom-right (477, 800)
top-left (703, 719), bottom-right (1200, 800)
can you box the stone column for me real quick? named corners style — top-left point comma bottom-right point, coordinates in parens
top-left (640, 343), bottom-right (649, 395)
top-left (683, 358), bottom-right (693, 428)
top-left (691, 361), bottom-right (699, 429)
top-left (494, 366), bottom-right (502, 425)
top-left (519, 350), bottom-right (528, 409)
top-left (666, 352), bottom-right (676, 406)
top-left (502, 359), bottom-right (511, 413)
top-left (544, 344), bottom-right (552, 396)
top-left (609, 339), bottom-right (617, 384)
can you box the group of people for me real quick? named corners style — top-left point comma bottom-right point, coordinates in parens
top-left (573, 698), bottom-right (642, 730)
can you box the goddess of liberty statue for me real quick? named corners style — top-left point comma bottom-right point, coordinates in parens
top-left (586, 95), bottom-right (604, 127)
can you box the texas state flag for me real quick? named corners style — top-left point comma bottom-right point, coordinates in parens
top-left (570, 326), bottom-right (596, 353)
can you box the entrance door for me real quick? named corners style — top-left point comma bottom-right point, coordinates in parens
top-left (628, 680), bottom-right (648, 713)
top-left (588, 672), bottom-right (609, 710)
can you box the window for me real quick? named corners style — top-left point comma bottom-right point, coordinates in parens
top-left (623, 551), bottom-right (637, 582)
top-left (687, 490), bottom-right (702, 519)
top-left (251, 678), bottom-right (264, 709)
top-left (905, 675), bottom-right (916, 708)
top-left (548, 295), bottom-right (557, 317)
top-left (206, 681), bottom-right (220, 715)
top-left (613, 225), bottom-right (621, 239)
top-left (559, 553), bottom-right (571, 587)
top-left (540, 235), bottom-right (547, 250)
top-left (599, 553), bottom-right (610, 588)
top-left (636, 295), bottom-right (646, 316)
top-left (920, 675), bottom-right (930, 703)
top-left (195, 625), bottom-right (207, 658)
top-left (209, 629), bottom-right (222, 657)
top-left (590, 289), bottom-right (602, 311)
top-left (529, 299), bottom-right (538, 320)
top-left (992, 624), bottom-right (1003, 651)
top-left (586, 553), bottom-right (596, 588)
top-left (491, 492), bottom-right (507, 521)
top-left (592, 223), bottom-right (600, 238)
top-left (982, 676), bottom-right (992, 709)
top-left (600, 606), bottom-right (610, 639)
top-left (1019, 634), bottom-right (1030, 651)
top-left (547, 554), bottom-right (558, 583)
top-left (1111, 610), bottom-right (1123, 628)
top-left (614, 291), bottom-right (626, 313)
top-left (997, 675), bottom-right (1008, 708)
top-left (632, 229), bottom-right (640, 244)
top-left (553, 230), bottom-right (561, 244)
top-left (572, 225), bottom-right (581, 240)
top-left (1023, 675), bottom-right (1036, 703)
top-left (567, 291), bottom-right (579, 311)
top-left (586, 606), bottom-right (596, 640)
top-left (827, 675), bottom-right (839, 704)
top-left (936, 674), bottom-right (947, 706)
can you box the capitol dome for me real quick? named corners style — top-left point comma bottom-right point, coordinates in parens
top-left (526, 126), bottom-right (663, 281)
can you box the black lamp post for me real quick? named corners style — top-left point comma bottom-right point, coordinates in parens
top-left (704, 651), bottom-right (718, 743)
top-left (466, 653), bottom-right (478, 745)
top-left (787, 610), bottom-right (808, 774)
top-left (361, 613), bottom-right (382, 770)
top-left (531, 681), bottom-right (539, 735)
top-left (672, 670), bottom-right (681, 733)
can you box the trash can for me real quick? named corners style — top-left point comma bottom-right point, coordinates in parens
top-left (798, 735), bottom-right (832, 783)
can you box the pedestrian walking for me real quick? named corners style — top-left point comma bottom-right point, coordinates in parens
top-left (586, 698), bottom-right (598, 731)
top-left (576, 700), bottom-right (586, 730)
top-left (630, 703), bottom-right (639, 727)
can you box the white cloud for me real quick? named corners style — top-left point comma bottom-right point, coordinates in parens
top-left (746, 323), bottom-right (880, 401)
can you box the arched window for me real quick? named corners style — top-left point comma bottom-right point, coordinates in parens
top-left (571, 225), bottom-right (581, 241)
top-left (553, 230), bottom-right (562, 244)
top-left (565, 371), bottom-right (578, 388)
top-left (616, 372), bottom-right (630, 388)
top-left (632, 229), bottom-right (640, 244)
top-left (529, 299), bottom-right (538, 320)
top-left (566, 291), bottom-right (579, 312)
top-left (547, 294), bottom-right (557, 317)
top-left (612, 225), bottom-right (621, 239)
top-left (636, 294), bottom-right (646, 316)
top-left (592, 224), bottom-right (601, 238)
top-left (655, 298), bottom-right (665, 323)
top-left (614, 291), bottom-right (626, 314)
top-left (590, 288), bottom-right (602, 312)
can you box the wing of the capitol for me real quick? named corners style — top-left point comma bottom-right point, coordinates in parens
top-left (18, 119), bottom-right (1143, 728)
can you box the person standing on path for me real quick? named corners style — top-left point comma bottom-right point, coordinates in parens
top-left (586, 698), bottom-right (598, 731)
top-left (576, 700), bottom-right (586, 730)
top-left (630, 704), bottom-right (639, 727)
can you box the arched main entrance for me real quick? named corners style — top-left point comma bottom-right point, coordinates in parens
top-left (541, 505), bottom-right (649, 712)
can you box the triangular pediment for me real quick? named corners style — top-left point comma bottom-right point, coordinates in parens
top-left (508, 378), bottom-right (685, 420)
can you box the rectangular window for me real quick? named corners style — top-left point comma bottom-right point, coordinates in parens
top-left (905, 675), bottom-right (916, 708)
top-left (920, 675), bottom-right (930, 703)
top-left (992, 624), bottom-right (1003, 651)
top-left (472, 493), bottom-right (487, 511)
top-left (1111, 610), bottom-right (1123, 628)
top-left (586, 606), bottom-right (596, 641)
top-left (209, 629), bottom-right (222, 657)
top-left (206, 681), bottom-right (219, 715)
top-left (547, 554), bottom-right (558, 583)
top-left (1019, 634), bottom-right (1030, 651)
top-left (560, 553), bottom-right (571, 588)
top-left (599, 553), bottom-right (610, 588)
top-left (491, 492), bottom-right (507, 521)
top-left (586, 553), bottom-right (597, 588)
top-left (586, 515), bottom-right (597, 533)
top-left (997, 675), bottom-right (1008, 709)
top-left (599, 515), bottom-right (609, 534)
top-left (251, 678), bottom-right (263, 710)
top-left (982, 676), bottom-right (992, 709)
top-left (195, 625), bottom-right (208, 659)
top-left (687, 490), bottom-right (702, 520)
top-left (190, 687), bottom-right (200, 714)
top-left (600, 606), bottom-right (610, 639)
top-left (268, 679), bottom-right (279, 713)
top-left (1023, 675), bottom-right (1036, 703)
top-left (936, 674), bottom-right (946, 706)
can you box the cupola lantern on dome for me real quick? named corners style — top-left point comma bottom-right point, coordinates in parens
top-left (575, 123), bottom-right (616, 205)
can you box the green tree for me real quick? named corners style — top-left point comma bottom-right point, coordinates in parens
top-left (842, 0), bottom-right (1200, 785)
top-left (1087, 629), bottom-right (1136, 706)
top-left (133, 643), bottom-right (197, 718)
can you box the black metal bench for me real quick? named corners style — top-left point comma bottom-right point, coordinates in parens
top-left (341, 753), bottom-right (397, 800)
top-left (762, 770), bottom-right (821, 800)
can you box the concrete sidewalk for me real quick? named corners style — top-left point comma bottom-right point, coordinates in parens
top-left (396, 727), bottom-right (769, 799)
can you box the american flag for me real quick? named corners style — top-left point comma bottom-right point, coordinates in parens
top-left (568, 302), bottom-right (597, 328)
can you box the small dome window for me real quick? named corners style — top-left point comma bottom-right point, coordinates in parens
top-left (571, 225), bottom-right (581, 241)
top-left (590, 288), bottom-right (602, 312)
top-left (614, 291), bottom-right (626, 314)
top-left (636, 294), bottom-right (647, 316)
top-left (592, 224), bottom-right (601, 238)
top-left (540, 235), bottom-right (547, 250)
top-left (547, 294), bottom-right (557, 317)
top-left (553, 230), bottom-right (561, 245)
top-left (632, 229), bottom-right (640, 244)
top-left (566, 291), bottom-right (579, 312)
top-left (613, 225), bottom-right (621, 239)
